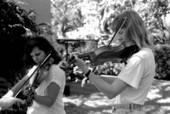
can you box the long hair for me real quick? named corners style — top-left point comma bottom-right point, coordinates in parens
top-left (24, 36), bottom-right (61, 66)
top-left (112, 10), bottom-right (154, 50)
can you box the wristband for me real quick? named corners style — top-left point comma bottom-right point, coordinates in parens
top-left (84, 69), bottom-right (91, 78)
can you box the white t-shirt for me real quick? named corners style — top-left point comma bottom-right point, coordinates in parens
top-left (27, 65), bottom-right (66, 114)
top-left (115, 48), bottom-right (155, 105)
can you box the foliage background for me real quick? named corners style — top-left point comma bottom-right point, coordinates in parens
top-left (0, 0), bottom-right (39, 97)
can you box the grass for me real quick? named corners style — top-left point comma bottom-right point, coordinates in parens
top-left (63, 79), bottom-right (170, 114)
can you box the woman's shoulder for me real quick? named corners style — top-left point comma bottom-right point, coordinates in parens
top-left (128, 48), bottom-right (152, 61)
top-left (134, 48), bottom-right (154, 58)
top-left (50, 64), bottom-right (65, 74)
top-left (50, 64), bottom-right (61, 70)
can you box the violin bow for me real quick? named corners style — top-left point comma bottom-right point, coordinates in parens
top-left (108, 17), bottom-right (127, 46)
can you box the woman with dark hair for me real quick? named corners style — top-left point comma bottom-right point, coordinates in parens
top-left (22, 36), bottom-right (66, 114)
top-left (1, 36), bottom-right (66, 114)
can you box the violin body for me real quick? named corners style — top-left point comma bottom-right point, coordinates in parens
top-left (77, 42), bottom-right (138, 66)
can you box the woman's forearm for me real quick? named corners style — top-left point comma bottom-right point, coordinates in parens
top-left (34, 95), bottom-right (54, 107)
top-left (99, 75), bottom-right (117, 84)
top-left (89, 73), bottom-right (116, 99)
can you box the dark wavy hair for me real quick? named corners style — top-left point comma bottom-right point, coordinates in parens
top-left (24, 36), bottom-right (61, 66)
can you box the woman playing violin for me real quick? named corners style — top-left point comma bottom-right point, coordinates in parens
top-left (74, 10), bottom-right (155, 114)
top-left (24, 36), bottom-right (66, 114)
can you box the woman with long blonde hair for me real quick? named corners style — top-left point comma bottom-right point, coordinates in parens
top-left (74, 10), bottom-right (155, 114)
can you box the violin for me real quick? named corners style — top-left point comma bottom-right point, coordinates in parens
top-left (72, 41), bottom-right (138, 66)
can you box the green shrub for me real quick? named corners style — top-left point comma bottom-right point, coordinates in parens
top-left (155, 44), bottom-right (170, 80)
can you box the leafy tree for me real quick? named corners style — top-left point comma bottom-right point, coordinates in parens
top-left (0, 0), bottom-right (38, 97)
top-left (51, 0), bottom-right (84, 38)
